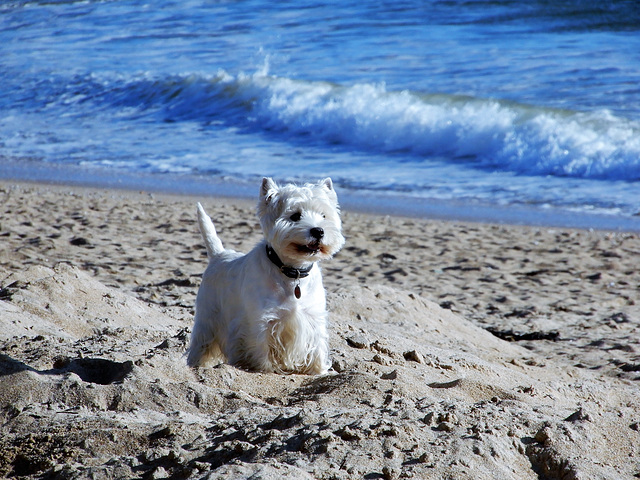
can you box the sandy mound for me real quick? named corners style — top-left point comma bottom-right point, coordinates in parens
top-left (1, 264), bottom-right (638, 479)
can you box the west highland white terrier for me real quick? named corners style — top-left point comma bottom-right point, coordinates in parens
top-left (186, 177), bottom-right (345, 374)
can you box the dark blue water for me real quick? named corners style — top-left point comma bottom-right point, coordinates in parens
top-left (2, 1), bottom-right (639, 228)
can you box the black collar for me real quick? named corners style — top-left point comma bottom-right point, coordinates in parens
top-left (266, 245), bottom-right (313, 279)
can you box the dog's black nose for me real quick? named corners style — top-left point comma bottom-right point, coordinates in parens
top-left (310, 227), bottom-right (324, 240)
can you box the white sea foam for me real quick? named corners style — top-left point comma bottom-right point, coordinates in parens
top-left (207, 71), bottom-right (640, 182)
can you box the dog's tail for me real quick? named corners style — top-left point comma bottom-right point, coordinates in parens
top-left (197, 203), bottom-right (224, 258)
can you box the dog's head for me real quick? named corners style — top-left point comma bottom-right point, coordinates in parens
top-left (257, 177), bottom-right (345, 267)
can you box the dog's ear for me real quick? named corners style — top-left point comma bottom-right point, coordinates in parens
top-left (260, 177), bottom-right (278, 204)
top-left (319, 177), bottom-right (338, 205)
top-left (320, 177), bottom-right (334, 191)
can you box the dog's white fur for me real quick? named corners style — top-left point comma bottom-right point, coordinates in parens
top-left (186, 177), bottom-right (345, 374)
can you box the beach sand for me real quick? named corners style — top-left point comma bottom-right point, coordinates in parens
top-left (1, 181), bottom-right (639, 479)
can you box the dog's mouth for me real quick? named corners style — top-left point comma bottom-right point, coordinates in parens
top-left (296, 241), bottom-right (323, 255)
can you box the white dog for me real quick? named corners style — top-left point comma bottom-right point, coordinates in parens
top-left (187, 177), bottom-right (345, 374)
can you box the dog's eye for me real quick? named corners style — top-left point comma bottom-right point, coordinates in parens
top-left (290, 212), bottom-right (302, 222)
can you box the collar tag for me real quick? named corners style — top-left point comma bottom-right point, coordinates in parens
top-left (265, 245), bottom-right (312, 299)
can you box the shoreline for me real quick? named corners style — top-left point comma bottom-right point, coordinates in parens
top-left (2, 162), bottom-right (639, 232)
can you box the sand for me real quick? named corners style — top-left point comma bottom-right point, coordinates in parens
top-left (1, 181), bottom-right (639, 479)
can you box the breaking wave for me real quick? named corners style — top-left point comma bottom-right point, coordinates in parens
top-left (90, 70), bottom-right (640, 182)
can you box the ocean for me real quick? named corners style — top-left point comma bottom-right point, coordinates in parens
top-left (2, 0), bottom-right (639, 230)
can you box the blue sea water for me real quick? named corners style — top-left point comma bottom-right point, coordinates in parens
top-left (1, 0), bottom-right (639, 229)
